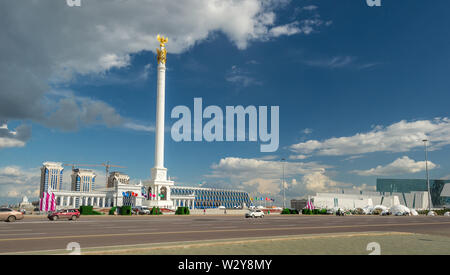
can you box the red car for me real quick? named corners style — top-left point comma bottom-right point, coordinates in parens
top-left (48, 209), bottom-right (80, 221)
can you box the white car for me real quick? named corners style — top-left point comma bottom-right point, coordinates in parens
top-left (245, 209), bottom-right (264, 218)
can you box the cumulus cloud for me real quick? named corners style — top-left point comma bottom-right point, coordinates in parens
top-left (290, 118), bottom-right (450, 156)
top-left (0, 122), bottom-right (31, 149)
top-left (1, 0), bottom-right (320, 134)
top-left (0, 166), bottom-right (40, 199)
top-left (301, 171), bottom-right (345, 193)
top-left (226, 65), bottom-right (262, 88)
top-left (352, 156), bottom-right (437, 176)
top-left (204, 157), bottom-right (339, 199)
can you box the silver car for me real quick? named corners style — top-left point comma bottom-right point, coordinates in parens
top-left (0, 208), bottom-right (24, 222)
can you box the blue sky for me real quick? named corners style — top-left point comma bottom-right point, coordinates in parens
top-left (1, 0), bottom-right (450, 204)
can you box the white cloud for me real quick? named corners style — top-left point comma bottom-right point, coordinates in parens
top-left (226, 65), bottom-right (262, 87)
top-left (352, 156), bottom-right (437, 176)
top-left (0, 166), bottom-right (40, 200)
top-left (290, 118), bottom-right (450, 156)
top-left (305, 56), bottom-right (356, 68)
top-left (0, 122), bottom-right (31, 149)
top-left (302, 171), bottom-right (344, 192)
top-left (1, 0), bottom-right (318, 133)
top-left (204, 157), bottom-right (338, 199)
top-left (289, 154), bottom-right (310, 160)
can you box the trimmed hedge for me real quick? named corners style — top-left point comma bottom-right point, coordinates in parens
top-left (281, 208), bottom-right (299, 215)
top-left (150, 207), bottom-right (163, 215)
top-left (121, 206), bottom-right (132, 216)
top-left (302, 208), bottom-right (327, 215)
top-left (175, 207), bottom-right (190, 215)
top-left (109, 207), bottom-right (117, 215)
top-left (79, 205), bottom-right (104, 215)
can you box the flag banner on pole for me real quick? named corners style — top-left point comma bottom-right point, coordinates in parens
top-left (40, 187), bottom-right (56, 212)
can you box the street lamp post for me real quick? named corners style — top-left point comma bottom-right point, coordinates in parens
top-left (423, 139), bottom-right (432, 212)
top-left (281, 158), bottom-right (286, 209)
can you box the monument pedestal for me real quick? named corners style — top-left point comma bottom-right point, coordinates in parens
top-left (144, 167), bottom-right (174, 209)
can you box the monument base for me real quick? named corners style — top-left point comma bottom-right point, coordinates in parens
top-left (144, 167), bottom-right (175, 209)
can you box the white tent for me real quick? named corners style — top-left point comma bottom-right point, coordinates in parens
top-left (389, 205), bottom-right (411, 216)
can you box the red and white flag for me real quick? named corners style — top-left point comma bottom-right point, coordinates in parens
top-left (40, 187), bottom-right (56, 212)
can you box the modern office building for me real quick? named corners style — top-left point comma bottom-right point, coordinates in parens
top-left (71, 169), bottom-right (96, 192)
top-left (40, 162), bottom-right (64, 197)
top-left (377, 179), bottom-right (450, 207)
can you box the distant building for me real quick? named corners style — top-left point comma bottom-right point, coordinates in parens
top-left (71, 169), bottom-right (96, 192)
top-left (19, 196), bottom-right (33, 209)
top-left (107, 172), bottom-right (130, 188)
top-left (312, 190), bottom-right (429, 210)
top-left (165, 186), bottom-right (251, 210)
top-left (377, 179), bottom-right (450, 208)
top-left (40, 162), bottom-right (64, 197)
top-left (291, 199), bottom-right (307, 211)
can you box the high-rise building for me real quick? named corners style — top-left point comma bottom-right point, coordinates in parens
top-left (107, 172), bottom-right (130, 188)
top-left (40, 162), bottom-right (64, 197)
top-left (71, 169), bottom-right (96, 192)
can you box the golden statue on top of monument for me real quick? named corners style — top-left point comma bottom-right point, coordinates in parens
top-left (156, 34), bottom-right (168, 64)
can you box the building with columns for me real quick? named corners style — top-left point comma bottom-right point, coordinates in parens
top-left (52, 182), bottom-right (144, 209)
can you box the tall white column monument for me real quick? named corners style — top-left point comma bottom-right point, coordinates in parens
top-left (145, 35), bottom-right (174, 209)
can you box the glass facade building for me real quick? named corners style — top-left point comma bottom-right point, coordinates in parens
top-left (171, 187), bottom-right (251, 209)
top-left (377, 179), bottom-right (450, 207)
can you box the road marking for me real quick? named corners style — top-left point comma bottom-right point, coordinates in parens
top-left (0, 221), bottom-right (449, 242)
top-left (0, 233), bottom-right (46, 236)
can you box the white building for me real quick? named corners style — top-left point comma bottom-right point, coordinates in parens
top-left (108, 172), bottom-right (130, 188)
top-left (19, 196), bottom-right (33, 209)
top-left (312, 190), bottom-right (429, 210)
top-left (53, 182), bottom-right (144, 209)
top-left (40, 162), bottom-right (64, 197)
top-left (71, 169), bottom-right (96, 192)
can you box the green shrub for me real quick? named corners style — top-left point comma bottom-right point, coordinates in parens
top-left (109, 207), bottom-right (117, 215)
top-left (281, 208), bottom-right (291, 215)
top-left (150, 207), bottom-right (162, 215)
top-left (79, 205), bottom-right (104, 215)
top-left (175, 207), bottom-right (190, 215)
top-left (79, 206), bottom-right (93, 215)
top-left (302, 208), bottom-right (312, 215)
top-left (121, 206), bottom-right (132, 216)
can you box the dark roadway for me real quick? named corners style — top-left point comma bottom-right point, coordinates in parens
top-left (1, 215), bottom-right (450, 254)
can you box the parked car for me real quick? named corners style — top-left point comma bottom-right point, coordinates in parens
top-left (48, 209), bottom-right (80, 221)
top-left (245, 209), bottom-right (264, 218)
top-left (0, 208), bottom-right (24, 222)
top-left (133, 206), bottom-right (151, 215)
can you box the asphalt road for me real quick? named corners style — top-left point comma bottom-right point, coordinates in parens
top-left (1, 215), bottom-right (450, 254)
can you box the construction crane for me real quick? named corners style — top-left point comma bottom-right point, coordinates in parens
top-left (63, 162), bottom-right (127, 188)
